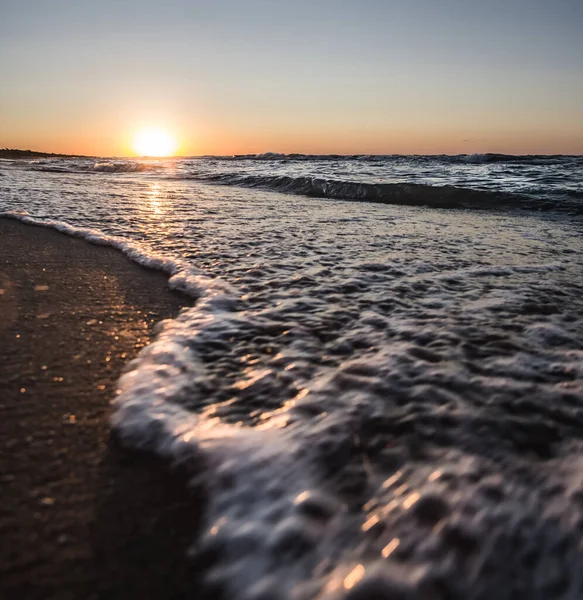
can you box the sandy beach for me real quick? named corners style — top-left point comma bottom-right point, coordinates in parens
top-left (0, 219), bottom-right (201, 600)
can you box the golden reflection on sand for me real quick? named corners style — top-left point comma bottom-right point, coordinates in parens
top-left (0, 274), bottom-right (18, 330)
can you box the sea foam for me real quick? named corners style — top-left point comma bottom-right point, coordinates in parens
top-left (4, 207), bottom-right (583, 600)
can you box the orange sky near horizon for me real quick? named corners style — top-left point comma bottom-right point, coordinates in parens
top-left (3, 117), bottom-right (582, 157)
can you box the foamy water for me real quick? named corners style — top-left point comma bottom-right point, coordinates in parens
top-left (1, 155), bottom-right (583, 599)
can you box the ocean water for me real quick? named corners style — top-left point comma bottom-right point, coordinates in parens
top-left (1, 154), bottom-right (583, 599)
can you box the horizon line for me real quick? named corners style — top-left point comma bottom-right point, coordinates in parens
top-left (2, 147), bottom-right (583, 160)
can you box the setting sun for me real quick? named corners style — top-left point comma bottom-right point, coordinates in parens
top-left (133, 128), bottom-right (178, 157)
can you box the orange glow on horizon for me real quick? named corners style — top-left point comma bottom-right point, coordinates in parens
top-left (2, 124), bottom-right (582, 158)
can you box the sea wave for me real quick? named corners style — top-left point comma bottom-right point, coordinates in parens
top-left (215, 153), bottom-right (583, 166)
top-left (92, 161), bottom-right (159, 173)
top-left (453, 153), bottom-right (582, 165)
top-left (183, 173), bottom-right (582, 213)
top-left (31, 160), bottom-right (161, 174)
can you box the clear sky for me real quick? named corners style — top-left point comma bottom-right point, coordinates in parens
top-left (1, 0), bottom-right (582, 156)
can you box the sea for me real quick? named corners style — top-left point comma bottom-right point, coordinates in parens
top-left (1, 153), bottom-right (583, 599)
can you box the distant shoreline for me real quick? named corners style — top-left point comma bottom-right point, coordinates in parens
top-left (2, 148), bottom-right (581, 160)
top-left (0, 148), bottom-right (92, 159)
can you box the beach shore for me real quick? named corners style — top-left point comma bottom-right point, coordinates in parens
top-left (0, 219), bottom-right (201, 600)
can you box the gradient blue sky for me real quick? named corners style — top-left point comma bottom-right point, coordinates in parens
top-left (1, 0), bottom-right (582, 155)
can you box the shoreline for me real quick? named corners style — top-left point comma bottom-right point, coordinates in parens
top-left (0, 219), bottom-right (202, 599)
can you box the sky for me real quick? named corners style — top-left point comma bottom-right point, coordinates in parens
top-left (1, 0), bottom-right (582, 156)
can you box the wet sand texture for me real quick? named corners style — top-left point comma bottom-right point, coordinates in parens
top-left (0, 219), bottom-right (201, 600)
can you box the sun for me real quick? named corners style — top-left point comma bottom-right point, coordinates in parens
top-left (133, 128), bottom-right (178, 157)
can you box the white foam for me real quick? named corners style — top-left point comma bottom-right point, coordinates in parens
top-left (1, 212), bottom-right (384, 599)
top-left (1, 210), bottom-right (223, 297)
top-left (3, 208), bottom-right (583, 600)
top-left (1, 210), bottom-right (334, 596)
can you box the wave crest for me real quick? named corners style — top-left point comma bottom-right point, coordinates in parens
top-left (92, 161), bottom-right (158, 173)
top-left (31, 160), bottom-right (160, 174)
top-left (187, 173), bottom-right (580, 213)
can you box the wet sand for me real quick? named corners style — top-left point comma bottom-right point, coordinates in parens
top-left (0, 219), bottom-right (202, 600)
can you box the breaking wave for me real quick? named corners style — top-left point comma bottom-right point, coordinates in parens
top-left (31, 160), bottom-right (162, 174)
top-left (218, 153), bottom-right (583, 166)
top-left (92, 161), bottom-right (160, 173)
top-left (185, 173), bottom-right (582, 213)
